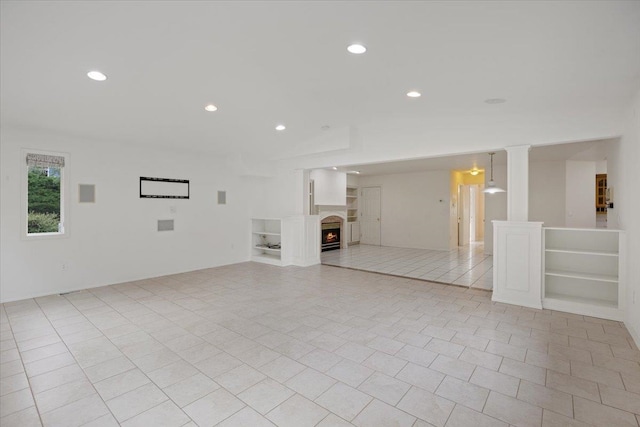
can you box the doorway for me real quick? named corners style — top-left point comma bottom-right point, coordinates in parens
top-left (360, 186), bottom-right (381, 245)
top-left (458, 184), bottom-right (484, 246)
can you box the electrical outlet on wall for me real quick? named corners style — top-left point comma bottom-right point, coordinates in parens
top-left (61, 263), bottom-right (67, 271)
top-left (169, 206), bottom-right (177, 214)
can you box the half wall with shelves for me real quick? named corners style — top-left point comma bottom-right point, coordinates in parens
top-left (252, 218), bottom-right (283, 266)
top-left (543, 227), bottom-right (624, 320)
top-left (251, 216), bottom-right (321, 267)
top-left (346, 186), bottom-right (359, 244)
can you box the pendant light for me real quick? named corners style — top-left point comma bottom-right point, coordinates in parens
top-left (483, 152), bottom-right (505, 194)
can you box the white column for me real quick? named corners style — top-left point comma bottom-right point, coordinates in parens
top-left (506, 145), bottom-right (531, 221)
top-left (294, 169), bottom-right (306, 215)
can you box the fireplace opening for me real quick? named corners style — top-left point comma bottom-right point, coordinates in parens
top-left (321, 222), bottom-right (341, 251)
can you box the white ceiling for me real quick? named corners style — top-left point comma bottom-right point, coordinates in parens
top-left (337, 138), bottom-right (614, 176)
top-left (1, 1), bottom-right (639, 159)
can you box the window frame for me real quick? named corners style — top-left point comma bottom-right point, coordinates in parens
top-left (21, 148), bottom-right (70, 240)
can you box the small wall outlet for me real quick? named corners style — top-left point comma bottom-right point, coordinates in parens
top-left (169, 206), bottom-right (177, 214)
top-left (61, 263), bottom-right (67, 271)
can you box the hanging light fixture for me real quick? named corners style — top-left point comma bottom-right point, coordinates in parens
top-left (483, 152), bottom-right (505, 194)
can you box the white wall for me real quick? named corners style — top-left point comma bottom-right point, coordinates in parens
top-left (0, 130), bottom-right (251, 302)
top-left (529, 161), bottom-right (566, 227)
top-left (249, 168), bottom-right (300, 219)
top-left (358, 170), bottom-right (450, 250)
top-left (607, 89), bottom-right (640, 346)
top-left (309, 169), bottom-right (347, 206)
top-left (565, 160), bottom-right (596, 228)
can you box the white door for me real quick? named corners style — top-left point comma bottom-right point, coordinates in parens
top-left (458, 185), bottom-right (470, 246)
top-left (469, 185), bottom-right (477, 242)
top-left (360, 187), bottom-right (381, 245)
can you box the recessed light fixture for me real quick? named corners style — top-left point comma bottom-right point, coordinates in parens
top-left (485, 98), bottom-right (506, 104)
top-left (87, 71), bottom-right (107, 81)
top-left (204, 104), bottom-right (218, 112)
top-left (275, 124), bottom-right (286, 131)
top-left (332, 167), bottom-right (338, 170)
top-left (407, 91), bottom-right (421, 98)
top-left (348, 170), bottom-right (361, 174)
top-left (347, 44), bottom-right (367, 54)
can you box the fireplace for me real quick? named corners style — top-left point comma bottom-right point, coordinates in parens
top-left (321, 222), bottom-right (341, 251)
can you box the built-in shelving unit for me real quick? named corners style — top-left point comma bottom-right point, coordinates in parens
top-left (543, 227), bottom-right (624, 320)
top-left (346, 186), bottom-right (360, 244)
top-left (252, 218), bottom-right (283, 266)
top-left (346, 186), bottom-right (358, 222)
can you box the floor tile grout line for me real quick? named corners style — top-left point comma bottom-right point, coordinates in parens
top-left (4, 263), bottom-right (639, 427)
top-left (31, 296), bottom-right (126, 427)
top-left (2, 316), bottom-right (46, 426)
top-left (35, 288), bottom-right (222, 425)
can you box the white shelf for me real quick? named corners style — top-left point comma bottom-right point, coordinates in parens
top-left (544, 292), bottom-right (617, 308)
top-left (254, 245), bottom-right (281, 253)
top-left (545, 269), bottom-right (618, 283)
top-left (346, 195), bottom-right (357, 199)
top-left (251, 253), bottom-right (283, 266)
top-left (252, 231), bottom-right (281, 237)
top-left (543, 294), bottom-right (622, 321)
top-left (546, 248), bottom-right (618, 257)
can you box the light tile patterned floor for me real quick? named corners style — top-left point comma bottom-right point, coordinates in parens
top-left (1, 262), bottom-right (639, 427)
top-left (322, 243), bottom-right (493, 290)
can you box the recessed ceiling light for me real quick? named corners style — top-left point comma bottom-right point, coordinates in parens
top-left (348, 170), bottom-right (361, 174)
top-left (407, 91), bottom-right (421, 98)
top-left (275, 124), bottom-right (286, 131)
top-left (87, 71), bottom-right (107, 81)
top-left (347, 44), bottom-right (367, 54)
top-left (204, 104), bottom-right (218, 112)
top-left (485, 98), bottom-right (506, 104)
top-left (332, 167), bottom-right (338, 170)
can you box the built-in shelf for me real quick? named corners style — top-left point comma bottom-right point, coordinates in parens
top-left (545, 269), bottom-right (618, 283)
top-left (346, 186), bottom-right (359, 242)
top-left (254, 245), bottom-right (281, 253)
top-left (251, 253), bottom-right (283, 266)
top-left (544, 292), bottom-right (618, 308)
top-left (546, 248), bottom-right (618, 257)
top-left (543, 227), bottom-right (623, 321)
top-left (252, 218), bottom-right (283, 265)
top-left (252, 231), bottom-right (281, 237)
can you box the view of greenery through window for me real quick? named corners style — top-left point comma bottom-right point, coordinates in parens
top-left (27, 165), bottom-right (61, 233)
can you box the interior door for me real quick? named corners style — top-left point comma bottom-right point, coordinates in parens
top-left (458, 185), bottom-right (470, 246)
top-left (360, 186), bottom-right (381, 245)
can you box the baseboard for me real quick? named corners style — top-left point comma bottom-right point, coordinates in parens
top-left (626, 321), bottom-right (640, 349)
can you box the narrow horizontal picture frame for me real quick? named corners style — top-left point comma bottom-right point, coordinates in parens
top-left (140, 176), bottom-right (190, 199)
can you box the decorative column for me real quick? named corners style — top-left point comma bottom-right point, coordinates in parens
top-left (492, 144), bottom-right (543, 310)
top-left (506, 145), bottom-right (531, 221)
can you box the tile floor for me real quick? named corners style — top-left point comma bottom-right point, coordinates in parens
top-left (322, 243), bottom-right (493, 290)
top-left (1, 262), bottom-right (639, 427)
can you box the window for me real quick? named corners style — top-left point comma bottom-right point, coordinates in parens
top-left (25, 152), bottom-right (66, 235)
